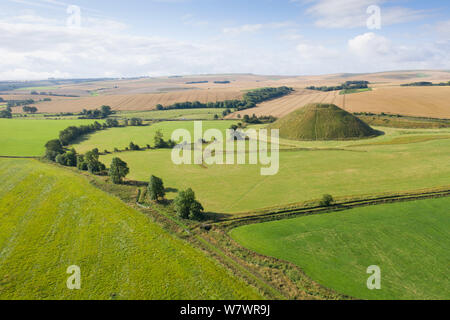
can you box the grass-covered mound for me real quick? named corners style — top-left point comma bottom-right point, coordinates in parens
top-left (268, 103), bottom-right (380, 140)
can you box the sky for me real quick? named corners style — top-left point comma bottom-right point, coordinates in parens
top-left (0, 0), bottom-right (449, 80)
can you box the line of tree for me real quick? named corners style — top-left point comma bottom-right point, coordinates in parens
top-left (46, 139), bottom-right (129, 184)
top-left (154, 87), bottom-right (293, 112)
top-left (7, 99), bottom-right (35, 108)
top-left (154, 129), bottom-right (176, 148)
top-left (0, 109), bottom-right (12, 118)
top-left (242, 114), bottom-right (277, 124)
top-left (401, 81), bottom-right (450, 87)
top-left (22, 106), bottom-right (38, 113)
top-left (79, 105), bottom-right (114, 119)
top-left (185, 81), bottom-right (208, 84)
top-left (57, 117), bottom-right (142, 147)
top-left (307, 81), bottom-right (369, 92)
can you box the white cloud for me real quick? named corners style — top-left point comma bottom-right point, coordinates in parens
top-left (347, 32), bottom-right (450, 70)
top-left (223, 21), bottom-right (296, 36)
top-left (302, 0), bottom-right (428, 28)
top-left (296, 43), bottom-right (338, 60)
top-left (223, 24), bottom-right (263, 35)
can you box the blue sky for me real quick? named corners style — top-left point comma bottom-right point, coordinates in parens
top-left (0, 0), bottom-right (449, 80)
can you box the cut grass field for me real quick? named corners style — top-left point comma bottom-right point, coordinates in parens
top-left (94, 126), bottom-right (450, 214)
top-left (15, 86), bottom-right (59, 91)
top-left (339, 88), bottom-right (372, 95)
top-left (230, 197), bottom-right (450, 300)
top-left (73, 120), bottom-right (237, 153)
top-left (0, 119), bottom-right (102, 157)
top-left (0, 158), bottom-right (262, 300)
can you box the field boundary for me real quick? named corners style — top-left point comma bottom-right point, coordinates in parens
top-left (212, 187), bottom-right (450, 229)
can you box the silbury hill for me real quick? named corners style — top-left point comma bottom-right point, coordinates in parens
top-left (268, 103), bottom-right (381, 141)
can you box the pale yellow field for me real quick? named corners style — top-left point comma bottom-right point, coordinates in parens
top-left (3, 70), bottom-right (449, 117)
top-left (32, 89), bottom-right (244, 113)
top-left (230, 86), bottom-right (450, 119)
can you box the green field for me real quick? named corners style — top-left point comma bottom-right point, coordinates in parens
top-left (230, 197), bottom-right (450, 300)
top-left (73, 120), bottom-right (237, 153)
top-left (112, 109), bottom-right (228, 120)
top-left (0, 119), bottom-right (101, 157)
top-left (15, 86), bottom-right (59, 91)
top-left (0, 158), bottom-right (261, 300)
top-left (340, 88), bottom-right (372, 95)
top-left (92, 128), bottom-right (450, 214)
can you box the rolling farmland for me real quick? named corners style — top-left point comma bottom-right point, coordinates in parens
top-left (0, 119), bottom-right (102, 157)
top-left (230, 197), bottom-right (450, 300)
top-left (230, 86), bottom-right (450, 119)
top-left (0, 158), bottom-right (262, 300)
top-left (23, 89), bottom-right (244, 113)
top-left (80, 124), bottom-right (450, 214)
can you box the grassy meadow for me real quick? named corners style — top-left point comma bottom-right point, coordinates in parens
top-left (93, 126), bottom-right (450, 214)
top-left (0, 158), bottom-right (262, 300)
top-left (0, 119), bottom-right (101, 157)
top-left (230, 197), bottom-right (450, 300)
top-left (73, 120), bottom-right (237, 153)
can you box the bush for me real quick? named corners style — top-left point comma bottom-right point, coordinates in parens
top-left (148, 175), bottom-right (165, 201)
top-left (320, 194), bottom-right (334, 207)
top-left (174, 188), bottom-right (204, 221)
top-left (108, 157), bottom-right (130, 184)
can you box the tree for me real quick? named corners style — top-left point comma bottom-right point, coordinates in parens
top-left (129, 142), bottom-right (140, 151)
top-left (23, 106), bottom-right (38, 113)
top-left (0, 110), bottom-right (12, 118)
top-left (130, 118), bottom-right (143, 126)
top-left (156, 104), bottom-right (164, 110)
top-left (148, 175), bottom-right (165, 201)
top-left (320, 194), bottom-right (334, 207)
top-left (100, 105), bottom-right (112, 118)
top-left (77, 155), bottom-right (88, 171)
top-left (45, 139), bottom-right (64, 161)
top-left (154, 129), bottom-right (166, 148)
top-left (85, 149), bottom-right (105, 174)
top-left (109, 157), bottom-right (129, 184)
top-left (106, 118), bottom-right (119, 127)
top-left (174, 188), bottom-right (204, 220)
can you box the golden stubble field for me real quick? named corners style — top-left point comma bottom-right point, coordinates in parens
top-left (229, 86), bottom-right (450, 119)
top-left (3, 70), bottom-right (449, 118)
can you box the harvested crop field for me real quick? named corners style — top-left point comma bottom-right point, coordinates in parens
top-left (230, 86), bottom-right (450, 119)
top-left (32, 90), bottom-right (244, 113)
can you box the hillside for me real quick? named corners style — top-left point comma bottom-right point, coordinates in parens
top-left (0, 158), bottom-right (261, 300)
top-left (268, 103), bottom-right (380, 141)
